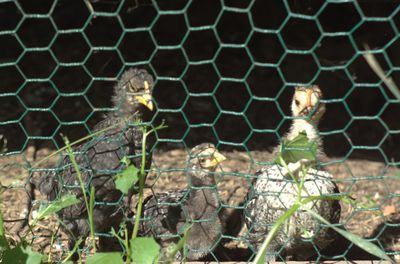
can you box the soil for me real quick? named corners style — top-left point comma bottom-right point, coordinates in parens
top-left (1, 147), bottom-right (399, 262)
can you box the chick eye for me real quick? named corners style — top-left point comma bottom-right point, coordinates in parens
top-left (127, 82), bottom-right (136, 92)
top-left (199, 157), bottom-right (208, 163)
top-left (128, 85), bottom-right (135, 92)
top-left (295, 100), bottom-right (300, 106)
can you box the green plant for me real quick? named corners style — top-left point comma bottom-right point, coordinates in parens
top-left (36, 120), bottom-right (188, 263)
top-left (30, 193), bottom-right (80, 227)
top-left (164, 223), bottom-right (192, 263)
top-left (0, 119), bottom-right (169, 263)
top-left (62, 136), bottom-right (97, 257)
top-left (61, 121), bottom-right (167, 264)
top-left (275, 131), bottom-right (318, 166)
top-left (98, 120), bottom-right (193, 264)
top-left (67, 121), bottom-right (167, 263)
top-left (0, 195), bottom-right (44, 263)
top-left (111, 121), bottom-right (167, 264)
top-left (0, 166), bottom-right (83, 263)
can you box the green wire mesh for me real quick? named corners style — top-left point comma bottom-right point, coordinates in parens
top-left (1, 0), bottom-right (400, 262)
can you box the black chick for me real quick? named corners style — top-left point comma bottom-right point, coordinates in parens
top-left (139, 143), bottom-right (226, 261)
top-left (32, 68), bottom-right (155, 257)
top-left (244, 86), bottom-right (340, 261)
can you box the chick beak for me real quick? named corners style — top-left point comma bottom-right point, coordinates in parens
top-left (301, 89), bottom-right (314, 116)
top-left (209, 151), bottom-right (226, 167)
top-left (135, 93), bottom-right (153, 111)
top-left (301, 106), bottom-right (313, 116)
top-left (135, 81), bottom-right (154, 111)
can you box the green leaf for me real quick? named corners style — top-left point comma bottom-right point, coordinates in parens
top-left (31, 193), bottom-right (80, 226)
top-left (334, 229), bottom-right (393, 262)
top-left (114, 165), bottom-right (139, 194)
top-left (23, 246), bottom-right (44, 264)
top-left (86, 252), bottom-right (124, 264)
top-left (3, 245), bottom-right (43, 264)
top-left (0, 208), bottom-right (4, 237)
top-left (0, 206), bottom-right (9, 251)
top-left (276, 132), bottom-right (318, 165)
top-left (3, 246), bottom-right (27, 264)
top-left (131, 237), bottom-right (160, 264)
top-left (305, 208), bottom-right (393, 263)
top-left (0, 236), bottom-right (7, 252)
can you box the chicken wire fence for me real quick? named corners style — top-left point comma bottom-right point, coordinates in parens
top-left (0, 0), bottom-right (400, 262)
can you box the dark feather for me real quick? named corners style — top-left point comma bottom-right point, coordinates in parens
top-left (31, 68), bottom-right (155, 258)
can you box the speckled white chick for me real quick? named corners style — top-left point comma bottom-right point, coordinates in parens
top-left (245, 86), bottom-right (341, 261)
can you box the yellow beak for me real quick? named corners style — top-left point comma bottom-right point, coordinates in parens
top-left (135, 93), bottom-right (154, 111)
top-left (209, 151), bottom-right (226, 167)
top-left (134, 81), bottom-right (154, 111)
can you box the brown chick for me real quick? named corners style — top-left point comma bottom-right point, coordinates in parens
top-left (139, 143), bottom-right (226, 261)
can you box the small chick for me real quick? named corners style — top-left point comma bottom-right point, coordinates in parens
top-left (284, 85), bottom-right (326, 158)
top-left (139, 143), bottom-right (226, 261)
top-left (245, 86), bottom-right (340, 261)
top-left (31, 68), bottom-right (155, 259)
top-left (273, 85), bottom-right (326, 161)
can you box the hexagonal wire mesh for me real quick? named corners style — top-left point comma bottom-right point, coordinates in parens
top-left (1, 0), bottom-right (400, 262)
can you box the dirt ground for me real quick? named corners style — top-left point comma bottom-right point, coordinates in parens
top-left (1, 147), bottom-right (400, 262)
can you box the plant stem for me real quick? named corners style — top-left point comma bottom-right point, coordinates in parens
top-left (253, 157), bottom-right (347, 264)
top-left (131, 127), bottom-right (148, 240)
top-left (131, 121), bottom-right (167, 241)
top-left (253, 203), bottom-right (300, 264)
top-left (165, 223), bottom-right (192, 264)
top-left (48, 232), bottom-right (56, 263)
top-left (62, 237), bottom-right (83, 263)
top-left (127, 122), bottom-right (166, 264)
top-left (89, 186), bottom-right (96, 253)
top-left (124, 224), bottom-right (131, 264)
top-left (297, 164), bottom-right (307, 200)
top-left (253, 193), bottom-right (346, 264)
top-left (277, 156), bottom-right (299, 186)
top-left (64, 137), bottom-right (96, 253)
